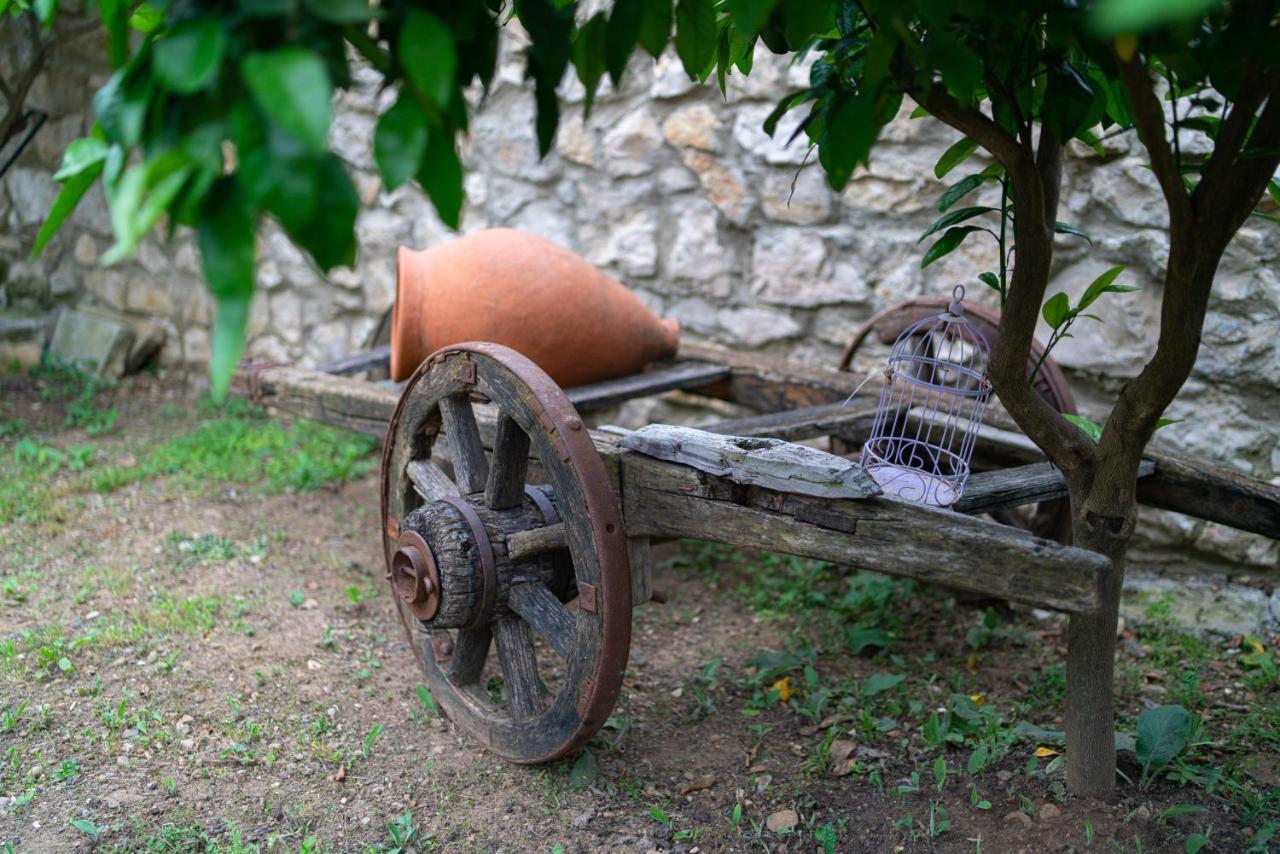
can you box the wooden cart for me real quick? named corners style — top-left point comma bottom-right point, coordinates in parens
top-left (237, 336), bottom-right (1279, 773)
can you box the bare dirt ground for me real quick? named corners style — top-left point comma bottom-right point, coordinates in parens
top-left (1, 369), bottom-right (1277, 853)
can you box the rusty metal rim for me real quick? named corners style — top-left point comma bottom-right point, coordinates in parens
top-left (440, 494), bottom-right (499, 630)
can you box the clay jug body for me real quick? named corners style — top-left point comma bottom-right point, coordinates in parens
top-left (391, 229), bottom-right (680, 386)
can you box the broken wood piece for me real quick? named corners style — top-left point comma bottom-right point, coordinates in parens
top-left (620, 424), bottom-right (881, 499)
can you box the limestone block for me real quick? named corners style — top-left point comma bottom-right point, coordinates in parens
top-left (73, 234), bottom-right (98, 266)
top-left (762, 167), bottom-right (833, 225)
top-left (662, 104), bottom-right (722, 151)
top-left (750, 228), bottom-right (831, 306)
top-left (668, 296), bottom-right (720, 334)
top-left (510, 200), bottom-right (576, 249)
top-left (48, 308), bottom-right (135, 377)
top-left (681, 150), bottom-right (752, 224)
top-left (5, 168), bottom-right (57, 226)
top-left (602, 107), bottom-right (663, 177)
top-left (650, 51), bottom-right (696, 98)
top-left (124, 277), bottom-right (174, 317)
top-left (667, 199), bottom-right (730, 282)
top-left (732, 103), bottom-right (809, 165)
top-left (485, 176), bottom-right (540, 221)
top-left (556, 114), bottom-right (596, 166)
top-left (717, 305), bottom-right (802, 346)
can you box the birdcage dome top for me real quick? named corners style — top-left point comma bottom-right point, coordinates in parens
top-left (884, 286), bottom-right (991, 398)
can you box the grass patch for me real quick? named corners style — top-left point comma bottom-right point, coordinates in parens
top-left (88, 400), bottom-right (377, 496)
top-left (0, 398), bottom-right (377, 526)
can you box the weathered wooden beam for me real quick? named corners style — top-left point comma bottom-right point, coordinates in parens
top-left (957, 460), bottom-right (1157, 515)
top-left (566, 361), bottom-right (731, 411)
top-left (237, 365), bottom-right (398, 437)
top-left (677, 339), bottom-right (864, 411)
top-left (619, 424), bottom-right (880, 499)
top-left (616, 450), bottom-right (1112, 614)
top-left (700, 400), bottom-right (880, 442)
top-left (315, 345), bottom-right (392, 376)
top-left (1138, 448), bottom-right (1280, 540)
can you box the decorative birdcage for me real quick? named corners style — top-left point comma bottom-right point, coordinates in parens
top-left (861, 285), bottom-right (992, 507)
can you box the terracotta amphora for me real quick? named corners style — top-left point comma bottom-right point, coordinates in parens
top-left (390, 228), bottom-right (680, 386)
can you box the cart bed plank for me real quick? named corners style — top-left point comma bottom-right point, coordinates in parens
top-left (700, 401), bottom-right (879, 442)
top-left (957, 460), bottom-right (1156, 515)
top-left (566, 361), bottom-right (731, 411)
top-left (619, 451), bottom-right (1111, 614)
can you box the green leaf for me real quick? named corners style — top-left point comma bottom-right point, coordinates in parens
top-left (937, 173), bottom-right (987, 212)
top-left (1155, 417), bottom-right (1180, 432)
top-left (102, 151), bottom-right (194, 264)
top-left (1054, 222), bottom-right (1094, 245)
top-left (153, 17), bottom-right (227, 94)
top-left (846, 626), bottom-right (892, 656)
top-left (934, 137), bottom-right (978, 179)
top-left (569, 749), bottom-right (597, 788)
top-left (57, 656), bottom-right (72, 672)
top-left (572, 13), bottom-right (609, 114)
top-left (1268, 179), bottom-right (1280, 207)
top-left (374, 94), bottom-right (428, 191)
top-left (725, 0), bottom-right (777, 38)
top-left (1091, 0), bottom-right (1223, 34)
top-left (1078, 265), bottom-right (1128, 310)
top-left (920, 226), bottom-right (979, 268)
top-left (197, 178), bottom-right (257, 402)
top-left (1043, 63), bottom-right (1101, 143)
top-left (31, 161), bottom-right (104, 259)
top-left (977, 272), bottom-right (1000, 293)
top-left (69, 819), bottom-right (103, 838)
top-left (53, 136), bottom-right (109, 181)
top-left (304, 0), bottom-right (375, 23)
top-left (862, 672), bottom-right (905, 697)
top-left (819, 90), bottom-right (876, 190)
top-left (967, 744), bottom-right (990, 774)
top-left (100, 0), bottom-right (130, 68)
top-left (605, 0), bottom-right (642, 83)
top-left (33, 0), bottom-right (55, 28)
top-left (778, 0), bottom-right (833, 48)
top-left (128, 3), bottom-right (163, 33)
top-left (94, 69), bottom-right (152, 148)
top-left (399, 9), bottom-right (457, 108)
top-left (415, 685), bottom-right (439, 716)
top-left (1062, 414), bottom-right (1102, 443)
top-left (242, 49), bottom-right (332, 155)
top-left (918, 206), bottom-right (995, 242)
top-left (1041, 292), bottom-right (1071, 329)
top-left (637, 0), bottom-right (673, 57)
top-left (1135, 704), bottom-right (1193, 778)
top-left (675, 0), bottom-right (716, 79)
top-left (419, 129), bottom-right (464, 229)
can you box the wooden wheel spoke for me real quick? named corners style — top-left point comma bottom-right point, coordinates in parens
top-left (508, 582), bottom-right (576, 661)
top-left (407, 458), bottom-right (461, 502)
top-left (494, 617), bottom-right (542, 721)
top-left (485, 413), bottom-right (531, 510)
top-left (448, 627), bottom-right (492, 685)
top-left (440, 396), bottom-right (489, 494)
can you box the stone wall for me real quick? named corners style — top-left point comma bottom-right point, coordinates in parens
top-left (2, 25), bottom-right (1276, 576)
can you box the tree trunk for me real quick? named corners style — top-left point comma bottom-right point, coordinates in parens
top-left (1064, 466), bottom-right (1139, 800)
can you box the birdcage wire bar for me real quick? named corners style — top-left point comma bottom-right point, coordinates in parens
top-left (861, 285), bottom-right (992, 507)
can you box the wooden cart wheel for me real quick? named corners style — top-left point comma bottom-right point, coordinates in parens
top-left (839, 298), bottom-right (1075, 544)
top-left (380, 342), bottom-right (631, 762)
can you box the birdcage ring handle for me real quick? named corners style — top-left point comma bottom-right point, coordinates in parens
top-left (948, 284), bottom-right (966, 316)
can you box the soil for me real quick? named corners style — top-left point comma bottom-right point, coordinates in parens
top-left (0, 373), bottom-right (1276, 853)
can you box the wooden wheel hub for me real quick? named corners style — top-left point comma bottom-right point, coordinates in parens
top-left (380, 343), bottom-right (631, 763)
top-left (387, 530), bottom-right (440, 621)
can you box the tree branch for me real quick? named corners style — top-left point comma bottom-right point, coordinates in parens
top-left (1116, 52), bottom-right (1193, 233)
top-left (916, 87), bottom-right (1025, 170)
